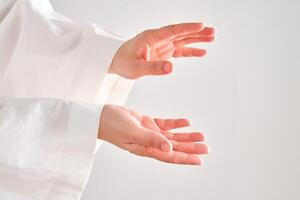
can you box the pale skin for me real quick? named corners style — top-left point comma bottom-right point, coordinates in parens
top-left (99, 22), bottom-right (215, 165)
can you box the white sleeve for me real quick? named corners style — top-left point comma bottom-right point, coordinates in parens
top-left (0, 0), bottom-right (134, 148)
top-left (0, 96), bottom-right (102, 200)
top-left (0, 0), bottom-right (134, 105)
top-left (0, 0), bottom-right (135, 199)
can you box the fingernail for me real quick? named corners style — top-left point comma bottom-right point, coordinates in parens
top-left (160, 143), bottom-right (170, 152)
top-left (163, 63), bottom-right (172, 73)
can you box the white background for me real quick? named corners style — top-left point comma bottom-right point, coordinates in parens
top-left (51, 0), bottom-right (300, 199)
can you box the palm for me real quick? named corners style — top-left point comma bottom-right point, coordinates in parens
top-left (123, 108), bottom-right (209, 165)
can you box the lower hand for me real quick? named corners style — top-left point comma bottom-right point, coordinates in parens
top-left (99, 105), bottom-right (209, 165)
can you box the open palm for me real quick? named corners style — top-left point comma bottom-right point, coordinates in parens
top-left (110, 22), bottom-right (215, 79)
top-left (100, 105), bottom-right (209, 165)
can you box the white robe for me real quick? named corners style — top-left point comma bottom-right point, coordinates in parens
top-left (0, 0), bottom-right (134, 199)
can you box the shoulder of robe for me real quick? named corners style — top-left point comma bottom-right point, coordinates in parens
top-left (0, 0), bottom-right (55, 23)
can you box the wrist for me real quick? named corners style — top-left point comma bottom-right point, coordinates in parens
top-left (108, 65), bottom-right (115, 74)
top-left (98, 105), bottom-right (108, 140)
top-left (108, 43), bottom-right (123, 75)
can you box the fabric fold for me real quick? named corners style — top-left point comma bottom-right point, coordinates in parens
top-left (0, 97), bottom-right (101, 200)
top-left (0, 0), bottom-right (135, 199)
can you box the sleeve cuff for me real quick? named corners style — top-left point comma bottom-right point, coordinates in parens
top-left (0, 97), bottom-right (102, 200)
top-left (48, 100), bottom-right (102, 200)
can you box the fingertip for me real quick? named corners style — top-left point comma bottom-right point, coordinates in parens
top-left (188, 132), bottom-right (206, 142)
top-left (194, 49), bottom-right (207, 57)
top-left (202, 49), bottom-right (207, 56)
top-left (194, 143), bottom-right (210, 154)
top-left (194, 157), bottom-right (203, 165)
top-left (202, 26), bottom-right (216, 37)
top-left (179, 117), bottom-right (190, 123)
top-left (201, 50), bottom-right (207, 57)
top-left (212, 27), bottom-right (216, 36)
top-left (201, 144), bottom-right (211, 154)
top-left (209, 36), bottom-right (216, 42)
top-left (208, 27), bottom-right (216, 35)
top-left (197, 22), bottom-right (204, 30)
top-left (207, 146), bottom-right (211, 154)
top-left (198, 132), bottom-right (207, 141)
top-left (174, 118), bottom-right (190, 126)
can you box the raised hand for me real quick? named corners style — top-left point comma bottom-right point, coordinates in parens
top-left (109, 22), bottom-right (215, 79)
top-left (99, 105), bottom-right (209, 165)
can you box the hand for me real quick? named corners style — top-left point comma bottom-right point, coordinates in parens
top-left (99, 105), bottom-right (209, 165)
top-left (109, 22), bottom-right (215, 79)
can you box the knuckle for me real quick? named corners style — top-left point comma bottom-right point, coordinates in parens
top-left (148, 62), bottom-right (161, 74)
top-left (168, 24), bottom-right (176, 35)
top-left (155, 61), bottom-right (162, 69)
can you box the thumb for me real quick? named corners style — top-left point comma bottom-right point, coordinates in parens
top-left (137, 60), bottom-right (173, 77)
top-left (136, 128), bottom-right (173, 152)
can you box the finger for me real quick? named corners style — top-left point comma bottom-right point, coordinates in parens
top-left (125, 144), bottom-right (202, 165)
top-left (135, 128), bottom-right (172, 152)
top-left (149, 148), bottom-right (203, 165)
top-left (173, 47), bottom-right (207, 57)
top-left (154, 118), bottom-right (191, 130)
top-left (172, 27), bottom-right (215, 42)
top-left (162, 132), bottom-right (206, 142)
top-left (199, 27), bottom-right (215, 36)
top-left (172, 141), bottom-right (210, 154)
top-left (136, 60), bottom-right (173, 77)
top-left (154, 22), bottom-right (205, 41)
top-left (185, 27), bottom-right (215, 38)
top-left (174, 36), bottom-right (215, 47)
